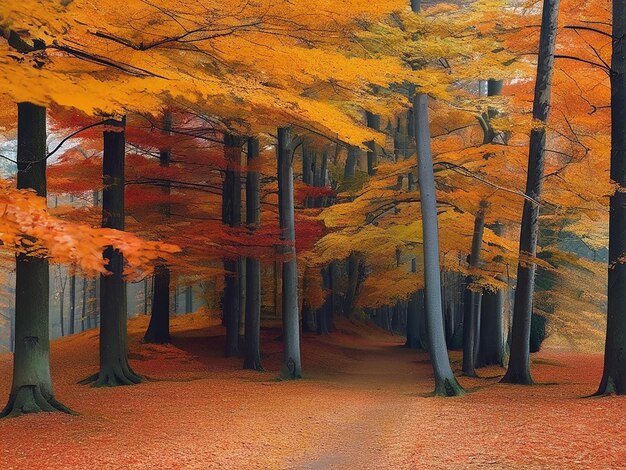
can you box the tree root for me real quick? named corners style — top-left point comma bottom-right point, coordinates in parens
top-left (433, 377), bottom-right (466, 397)
top-left (0, 385), bottom-right (75, 418)
top-left (500, 369), bottom-right (534, 385)
top-left (79, 362), bottom-right (144, 387)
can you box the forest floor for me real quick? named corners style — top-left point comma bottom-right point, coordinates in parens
top-left (0, 311), bottom-right (625, 469)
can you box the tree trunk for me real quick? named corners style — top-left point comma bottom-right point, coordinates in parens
top-left (69, 274), bottom-right (76, 335)
top-left (502, 0), bottom-right (559, 385)
top-left (462, 204), bottom-right (486, 376)
top-left (81, 276), bottom-right (87, 331)
top-left (277, 127), bottom-right (302, 379)
top-left (366, 111), bottom-right (380, 175)
top-left (477, 224), bottom-right (506, 367)
top-left (344, 145), bottom-right (359, 179)
top-left (2, 102), bottom-right (72, 417)
top-left (59, 277), bottom-right (65, 337)
top-left (222, 133), bottom-right (242, 357)
top-left (406, 257), bottom-right (427, 349)
top-left (244, 137), bottom-right (263, 371)
top-left (82, 116), bottom-right (142, 387)
top-left (144, 267), bottom-right (170, 344)
top-left (145, 111), bottom-right (172, 344)
top-left (413, 93), bottom-right (464, 396)
top-left (596, 0), bottom-right (626, 395)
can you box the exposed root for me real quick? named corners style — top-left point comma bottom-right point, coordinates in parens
top-left (243, 357), bottom-right (264, 372)
top-left (500, 369), bottom-right (534, 385)
top-left (0, 385), bottom-right (75, 418)
top-left (433, 377), bottom-right (466, 397)
top-left (79, 363), bottom-right (144, 387)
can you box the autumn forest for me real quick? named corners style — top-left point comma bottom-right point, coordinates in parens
top-left (0, 0), bottom-right (624, 468)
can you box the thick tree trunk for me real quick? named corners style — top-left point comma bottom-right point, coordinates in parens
top-left (414, 93), bottom-right (464, 396)
top-left (82, 116), bottom-right (142, 387)
top-left (502, 0), bottom-right (559, 385)
top-left (144, 267), bottom-right (170, 344)
top-left (244, 137), bottom-right (263, 371)
top-left (2, 103), bottom-right (72, 417)
top-left (145, 111), bottom-right (172, 344)
top-left (222, 133), bottom-right (242, 357)
top-left (477, 224), bottom-right (506, 367)
top-left (596, 0), bottom-right (626, 395)
top-left (277, 127), bottom-right (302, 379)
top-left (462, 204), bottom-right (486, 376)
top-left (343, 252), bottom-right (363, 317)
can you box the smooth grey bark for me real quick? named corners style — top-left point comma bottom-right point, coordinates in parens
top-left (145, 111), bottom-right (172, 344)
top-left (414, 93), bottom-right (464, 396)
top-left (2, 103), bottom-right (72, 417)
top-left (502, 0), bottom-right (560, 385)
top-left (222, 133), bottom-right (242, 357)
top-left (277, 127), bottom-right (302, 379)
top-left (596, 0), bottom-right (626, 395)
top-left (82, 116), bottom-right (143, 387)
top-left (462, 203), bottom-right (486, 376)
top-left (244, 137), bottom-right (263, 371)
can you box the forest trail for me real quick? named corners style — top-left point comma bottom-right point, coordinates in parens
top-left (1, 311), bottom-right (626, 469)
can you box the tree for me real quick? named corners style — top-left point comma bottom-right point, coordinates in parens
top-left (414, 93), bottom-right (465, 396)
top-left (596, 0), bottom-right (626, 395)
top-left (144, 111), bottom-right (173, 344)
top-left (222, 133), bottom-right (243, 357)
top-left (81, 117), bottom-right (144, 387)
top-left (244, 137), bottom-right (263, 370)
top-left (277, 127), bottom-right (302, 380)
top-left (502, 0), bottom-right (561, 385)
top-left (1, 102), bottom-right (72, 417)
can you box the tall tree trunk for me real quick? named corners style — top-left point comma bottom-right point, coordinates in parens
top-left (222, 133), bottom-right (242, 357)
top-left (596, 0), bottom-right (626, 395)
top-left (410, 0), bottom-right (462, 395)
top-left (82, 116), bottom-right (142, 387)
top-left (477, 223), bottom-right (506, 367)
top-left (343, 252), bottom-right (363, 317)
top-left (277, 127), bottom-right (302, 379)
top-left (244, 137), bottom-right (263, 371)
top-left (2, 103), bottom-right (72, 417)
top-left (406, 258), bottom-right (426, 349)
top-left (59, 277), bottom-right (65, 337)
top-left (81, 276), bottom-right (87, 331)
top-left (144, 111), bottom-right (172, 344)
top-left (69, 273), bottom-right (76, 335)
top-left (413, 93), bottom-right (464, 396)
top-left (501, 0), bottom-right (560, 385)
top-left (366, 111), bottom-right (380, 175)
top-left (462, 203), bottom-right (486, 376)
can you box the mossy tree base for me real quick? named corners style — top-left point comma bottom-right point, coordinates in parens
top-left (433, 377), bottom-right (466, 397)
top-left (0, 385), bottom-right (74, 418)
